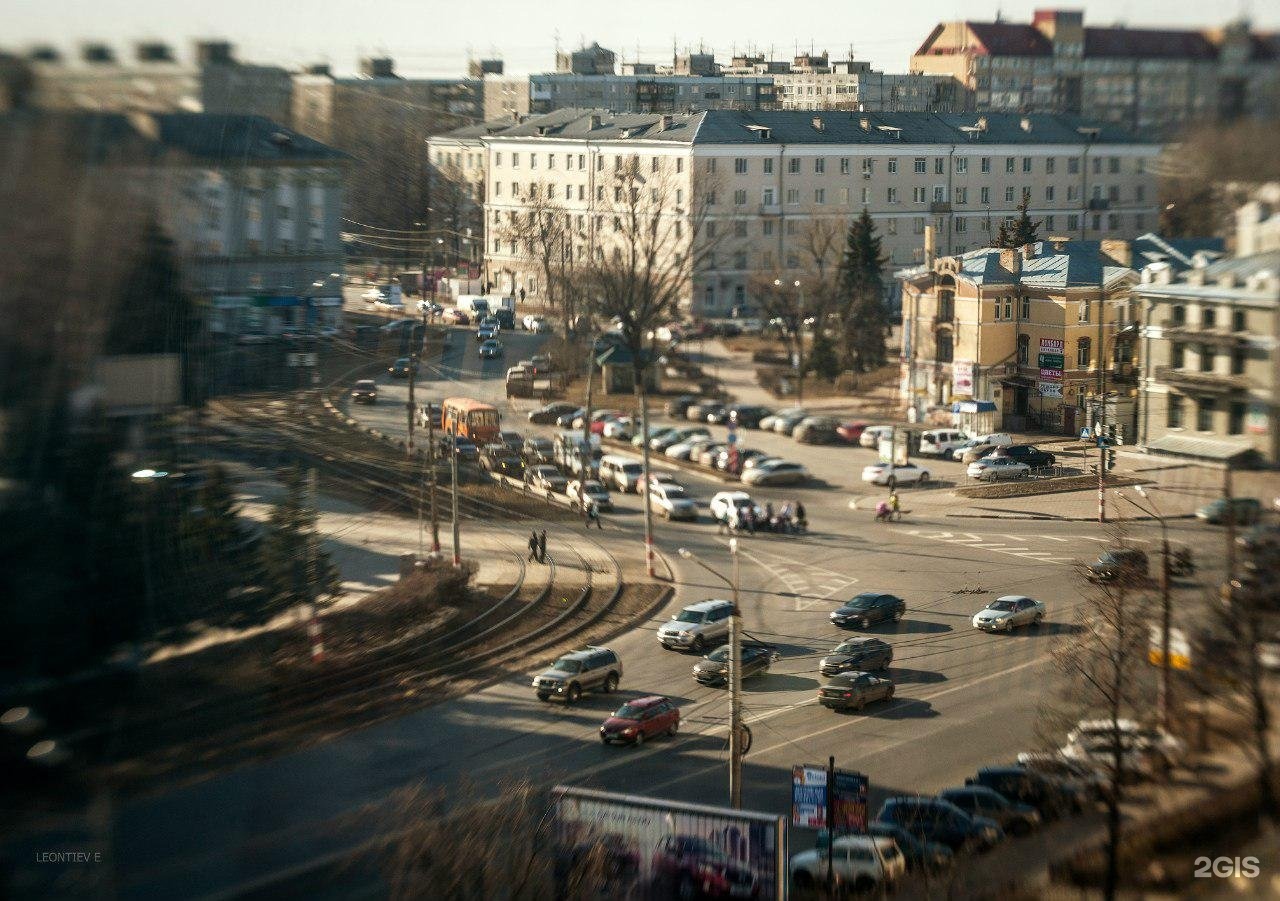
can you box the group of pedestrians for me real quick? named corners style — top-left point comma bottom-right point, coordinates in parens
top-left (527, 529), bottom-right (548, 563)
top-left (717, 500), bottom-right (807, 536)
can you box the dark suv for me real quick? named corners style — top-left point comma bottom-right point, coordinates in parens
top-left (820, 637), bottom-right (893, 676)
top-left (727, 405), bottom-right (771, 429)
top-left (1086, 548), bottom-right (1149, 583)
top-left (651, 835), bottom-right (757, 900)
top-left (532, 646), bottom-right (622, 703)
top-left (875, 797), bottom-right (1003, 852)
top-left (965, 766), bottom-right (1082, 819)
top-left (993, 445), bottom-right (1056, 468)
top-left (938, 786), bottom-right (1041, 836)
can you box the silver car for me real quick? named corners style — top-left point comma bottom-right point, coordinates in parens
top-left (972, 595), bottom-right (1045, 632)
top-left (531, 646), bottom-right (622, 704)
top-left (657, 599), bottom-right (734, 652)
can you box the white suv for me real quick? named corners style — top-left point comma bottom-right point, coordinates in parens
top-left (657, 599), bottom-right (734, 652)
top-left (790, 835), bottom-right (905, 894)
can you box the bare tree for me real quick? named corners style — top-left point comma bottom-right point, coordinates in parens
top-left (577, 157), bottom-right (720, 573)
top-left (427, 161), bottom-right (484, 269)
top-left (496, 180), bottom-right (578, 327)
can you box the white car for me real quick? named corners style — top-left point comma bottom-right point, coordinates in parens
top-left (859, 424), bottom-right (895, 448)
top-left (362, 287), bottom-right (387, 302)
top-left (861, 462), bottom-right (930, 487)
top-left (566, 479), bottom-right (612, 511)
top-left (649, 483), bottom-right (699, 521)
top-left (951, 433), bottom-right (1013, 461)
top-left (972, 595), bottom-right (1045, 631)
top-left (918, 429), bottom-right (969, 457)
top-left (643, 472), bottom-right (684, 494)
top-left (967, 457), bottom-right (1031, 481)
top-left (709, 490), bottom-right (764, 525)
top-left (601, 417), bottom-right (634, 440)
top-left (529, 316), bottom-right (551, 334)
top-left (790, 835), bottom-right (905, 893)
top-left (665, 435), bottom-right (715, 461)
top-left (1061, 719), bottom-right (1184, 779)
top-left (742, 460), bottom-right (809, 486)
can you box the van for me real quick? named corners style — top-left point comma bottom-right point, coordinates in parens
top-left (919, 429), bottom-right (969, 457)
top-left (599, 454), bottom-right (645, 493)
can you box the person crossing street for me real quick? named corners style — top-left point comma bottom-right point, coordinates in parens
top-left (586, 501), bottom-right (602, 529)
top-left (527, 529), bottom-right (540, 563)
top-left (538, 529), bottom-right (547, 563)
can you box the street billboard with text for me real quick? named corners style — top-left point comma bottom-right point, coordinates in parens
top-left (831, 771), bottom-right (870, 835)
top-left (792, 764), bottom-right (827, 829)
top-left (553, 786), bottom-right (785, 900)
top-left (952, 360), bottom-right (974, 395)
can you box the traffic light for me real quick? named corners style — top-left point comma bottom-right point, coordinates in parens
top-left (1104, 448), bottom-right (1116, 471)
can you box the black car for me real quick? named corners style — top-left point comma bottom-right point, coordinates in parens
top-left (726, 405), bottom-right (771, 429)
top-left (388, 356), bottom-right (417, 378)
top-left (817, 672), bottom-right (895, 711)
top-left (692, 643), bottom-right (778, 686)
top-left (938, 786), bottom-right (1041, 836)
top-left (555, 407), bottom-right (587, 428)
top-left (865, 822), bottom-right (953, 873)
top-left (875, 797), bottom-right (1003, 853)
top-left (499, 430), bottom-right (524, 454)
top-left (529, 402), bottom-right (579, 425)
top-left (992, 444), bottom-right (1056, 468)
top-left (495, 309), bottom-right (516, 330)
top-left (1086, 548), bottom-right (1149, 583)
top-left (440, 435), bottom-right (478, 461)
top-left (830, 593), bottom-right (906, 629)
top-left (965, 766), bottom-right (1081, 819)
top-left (522, 437), bottom-right (555, 463)
top-left (664, 395), bottom-right (698, 417)
top-left (819, 637), bottom-right (893, 676)
top-left (480, 444), bottom-right (525, 477)
top-left (351, 379), bottom-right (378, 404)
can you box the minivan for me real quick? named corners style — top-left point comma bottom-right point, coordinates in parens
top-left (599, 454), bottom-right (645, 493)
top-left (919, 429), bottom-right (969, 457)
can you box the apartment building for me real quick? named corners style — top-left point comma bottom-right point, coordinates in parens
top-left (26, 41), bottom-right (199, 113)
top-left (197, 42), bottom-right (293, 125)
top-left (772, 60), bottom-right (964, 112)
top-left (1136, 250), bottom-right (1280, 464)
top-left (444, 108), bottom-right (1161, 317)
top-left (529, 74), bottom-right (776, 114)
top-left (911, 9), bottom-right (1280, 135)
top-left (897, 234), bottom-right (1220, 435)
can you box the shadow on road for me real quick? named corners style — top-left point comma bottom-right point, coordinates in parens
top-left (746, 673), bottom-right (819, 693)
top-left (877, 698), bottom-right (940, 719)
top-left (879, 620), bottom-right (953, 636)
top-left (885, 667), bottom-right (948, 685)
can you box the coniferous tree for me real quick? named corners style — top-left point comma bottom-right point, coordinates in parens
top-left (258, 467), bottom-right (342, 614)
top-left (995, 191), bottom-right (1042, 248)
top-left (836, 209), bottom-right (889, 372)
top-left (806, 329), bottom-right (840, 381)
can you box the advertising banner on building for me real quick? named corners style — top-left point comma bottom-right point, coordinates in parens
top-left (952, 361), bottom-right (974, 395)
top-left (1038, 381), bottom-right (1063, 398)
top-left (1037, 354), bottom-right (1065, 371)
top-left (791, 764), bottom-right (827, 829)
top-left (1039, 368), bottom-right (1064, 381)
top-left (1039, 338), bottom-right (1065, 353)
top-left (552, 786), bottom-right (786, 901)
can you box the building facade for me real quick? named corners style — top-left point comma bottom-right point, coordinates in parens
top-left (27, 41), bottom-right (199, 113)
top-left (911, 9), bottom-right (1280, 135)
top-left (772, 60), bottom-right (965, 112)
top-left (197, 41), bottom-right (293, 125)
top-left (1136, 250), bottom-right (1280, 464)
top-left (529, 74), bottom-right (776, 114)
top-left (897, 234), bottom-right (1220, 435)
top-left (444, 108), bottom-right (1162, 317)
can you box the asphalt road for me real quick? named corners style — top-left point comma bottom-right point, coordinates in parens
top-left (15, 325), bottom-right (1233, 900)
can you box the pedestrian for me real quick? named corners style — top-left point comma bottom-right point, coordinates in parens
top-left (586, 501), bottom-right (602, 529)
top-left (538, 529), bottom-right (547, 563)
top-left (527, 529), bottom-right (539, 563)
top-left (887, 490), bottom-right (900, 521)
top-left (519, 286), bottom-right (526, 303)
top-left (764, 502), bottom-right (775, 533)
top-left (795, 500), bottom-right (808, 532)
top-left (743, 504), bottom-right (756, 535)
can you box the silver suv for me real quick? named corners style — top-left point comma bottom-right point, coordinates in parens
top-left (657, 599), bottom-right (734, 652)
top-left (532, 646), bottom-right (622, 703)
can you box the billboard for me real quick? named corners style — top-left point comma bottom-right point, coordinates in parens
top-left (951, 360), bottom-right (974, 395)
top-left (831, 771), bottom-right (869, 835)
top-left (792, 764), bottom-right (827, 829)
top-left (553, 786), bottom-right (786, 901)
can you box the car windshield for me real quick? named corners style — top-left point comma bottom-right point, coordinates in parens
top-left (552, 658), bottom-right (583, 673)
top-left (845, 595), bottom-right (877, 609)
top-left (662, 485), bottom-right (687, 498)
top-left (676, 610), bottom-right (705, 623)
top-left (834, 641), bottom-right (866, 654)
top-left (988, 600), bottom-right (1018, 611)
top-left (355, 381), bottom-right (375, 389)
top-left (612, 703), bottom-right (652, 719)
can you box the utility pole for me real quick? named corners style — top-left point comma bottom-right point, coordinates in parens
top-left (427, 407), bottom-right (440, 553)
top-left (407, 350), bottom-right (417, 457)
top-left (796, 280), bottom-right (806, 407)
top-left (451, 444), bottom-right (461, 566)
top-left (306, 467), bottom-right (325, 662)
top-left (825, 754), bottom-right (836, 896)
top-left (729, 538), bottom-right (742, 809)
top-left (1223, 463), bottom-right (1237, 607)
top-left (1131, 486), bottom-right (1173, 726)
top-left (581, 349), bottom-right (595, 483)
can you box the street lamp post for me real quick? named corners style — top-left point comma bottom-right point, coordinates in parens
top-left (1118, 486), bottom-right (1173, 726)
top-left (773, 279), bottom-right (805, 404)
top-left (679, 541), bottom-right (743, 808)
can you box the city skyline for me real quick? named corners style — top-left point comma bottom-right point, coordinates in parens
top-left (7, 0), bottom-right (1277, 77)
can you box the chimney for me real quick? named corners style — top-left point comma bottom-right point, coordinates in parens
top-left (1020, 116), bottom-right (1032, 132)
top-left (659, 114), bottom-right (673, 131)
top-left (999, 248), bottom-right (1022, 274)
top-left (135, 42), bottom-right (174, 64)
top-left (81, 43), bottom-right (116, 65)
top-left (1100, 238), bottom-right (1131, 267)
top-left (195, 41), bottom-right (234, 66)
top-left (923, 225), bottom-right (936, 267)
top-left (811, 116), bottom-right (824, 131)
top-left (360, 57), bottom-right (395, 78)
top-left (588, 113), bottom-right (602, 130)
top-left (859, 116), bottom-right (870, 131)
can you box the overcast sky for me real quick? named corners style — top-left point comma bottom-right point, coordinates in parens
top-left (7, 0), bottom-right (1273, 77)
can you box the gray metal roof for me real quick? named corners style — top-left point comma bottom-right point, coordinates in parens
top-left (1201, 250), bottom-right (1280, 282)
top-left (443, 108), bottom-right (1152, 146)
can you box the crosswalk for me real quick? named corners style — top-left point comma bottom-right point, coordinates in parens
top-left (900, 528), bottom-right (1148, 565)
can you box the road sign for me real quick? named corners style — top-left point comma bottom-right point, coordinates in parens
top-left (1080, 427), bottom-right (1093, 440)
top-left (791, 765), bottom-right (828, 829)
top-left (1148, 626), bottom-right (1191, 670)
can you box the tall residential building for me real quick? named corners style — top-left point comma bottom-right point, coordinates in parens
top-left (529, 73), bottom-right (776, 113)
top-left (772, 61), bottom-right (964, 112)
top-left (897, 234), bottom-right (1221, 436)
top-left (911, 9), bottom-right (1280, 134)
top-left (431, 108), bottom-right (1161, 318)
top-left (1136, 249), bottom-right (1279, 464)
top-left (197, 41), bottom-right (293, 125)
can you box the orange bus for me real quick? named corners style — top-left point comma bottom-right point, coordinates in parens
top-left (441, 397), bottom-right (501, 444)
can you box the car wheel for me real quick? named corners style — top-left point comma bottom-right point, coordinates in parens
top-left (853, 696), bottom-right (866, 711)
top-left (668, 720), bottom-right (679, 737)
top-left (634, 729), bottom-right (645, 747)
top-left (918, 472), bottom-right (930, 484)
top-left (893, 608), bottom-right (904, 623)
top-left (861, 617), bottom-right (871, 629)
top-left (1033, 613), bottom-right (1044, 627)
top-left (691, 636), bottom-right (706, 653)
top-left (536, 692), bottom-right (550, 702)
top-left (886, 685), bottom-right (895, 700)
top-left (603, 673), bottom-right (618, 693)
top-left (566, 683), bottom-right (582, 704)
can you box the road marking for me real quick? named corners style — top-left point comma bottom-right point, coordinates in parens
top-left (729, 543), bottom-right (858, 611)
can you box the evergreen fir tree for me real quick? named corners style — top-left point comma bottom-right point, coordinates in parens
top-left (995, 191), bottom-right (1042, 248)
top-left (806, 329), bottom-right (840, 381)
top-left (836, 209), bottom-right (890, 372)
top-left (258, 467), bottom-right (342, 614)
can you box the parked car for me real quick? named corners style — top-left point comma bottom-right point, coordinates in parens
top-left (665, 435), bottom-right (715, 461)
top-left (818, 671), bottom-right (896, 712)
top-left (416, 403), bottom-right (442, 429)
top-left (599, 696), bottom-right (680, 746)
top-left (703, 404), bottom-right (731, 424)
top-left (529, 353), bottom-right (553, 374)
top-left (441, 308), bottom-right (470, 325)
top-left (480, 444), bottom-right (525, 478)
top-left (664, 395), bottom-right (698, 417)
top-left (866, 822), bottom-right (953, 874)
top-left (837, 421), bottom-right (870, 444)
top-left (919, 429), bottom-right (969, 457)
top-left (522, 437), bottom-right (554, 463)
top-left (648, 482), bottom-right (699, 521)
top-left (532, 645), bottom-right (621, 703)
top-left (439, 435), bottom-right (478, 461)
top-left (953, 433), bottom-right (1014, 462)
top-left (693, 642), bottom-right (779, 686)
top-left (972, 595), bottom-right (1046, 632)
top-left (875, 797), bottom-right (1003, 853)
top-left (686, 400), bottom-right (723, 422)
top-left (362, 286), bottom-right (388, 302)
top-left (742, 460), bottom-right (809, 487)
top-left (657, 599), bottom-right (734, 652)
top-left (651, 835), bottom-right (757, 901)
top-left (644, 472), bottom-right (684, 493)
top-left (991, 444), bottom-right (1056, 468)
top-left (598, 455), bottom-right (645, 493)
top-left (499, 430), bottom-right (524, 454)
top-left (528, 316), bottom-right (552, 334)
top-left (771, 407), bottom-right (810, 434)
top-left (859, 425), bottom-right (894, 448)
top-left (635, 426), bottom-right (675, 449)
top-left (527, 404), bottom-right (578, 424)
top-left (789, 835), bottom-right (905, 894)
top-left (567, 479), bottom-right (612, 511)
top-left (1196, 497), bottom-right (1261, 525)
top-left (652, 426), bottom-right (709, 452)
top-left (574, 409), bottom-right (622, 431)
top-left (555, 407), bottom-right (586, 428)
top-left (939, 786), bottom-right (1041, 836)
top-left (1085, 548), bottom-right (1149, 583)
top-left (527, 464), bottom-right (568, 494)
top-left (967, 457), bottom-right (1032, 481)
top-left (830, 593), bottom-right (906, 629)
top-left (696, 443), bottom-right (728, 468)
top-left (861, 462), bottom-right (930, 488)
top-left (601, 417), bottom-right (634, 440)
top-left (1061, 719), bottom-right (1184, 782)
top-left (794, 416), bottom-right (840, 445)
top-left (716, 448), bottom-right (766, 472)
top-left (965, 766), bottom-right (1082, 819)
top-left (740, 452), bottom-right (775, 471)
top-left (1015, 752), bottom-right (1109, 802)
top-left (476, 324), bottom-right (498, 342)
top-left (709, 490), bottom-right (764, 526)
top-left (727, 405), bottom-right (772, 429)
top-left (819, 637), bottom-right (894, 676)
top-left (351, 379), bottom-right (378, 404)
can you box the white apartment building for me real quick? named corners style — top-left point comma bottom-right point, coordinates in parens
top-left (431, 108), bottom-right (1161, 317)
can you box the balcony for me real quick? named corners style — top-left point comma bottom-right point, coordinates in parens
top-left (1087, 197), bottom-right (1111, 211)
top-left (929, 201), bottom-right (952, 214)
top-left (758, 203), bottom-right (782, 216)
top-left (1154, 366), bottom-right (1250, 394)
top-left (1158, 320), bottom-right (1249, 346)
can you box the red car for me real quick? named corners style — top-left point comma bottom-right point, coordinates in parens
top-left (837, 421), bottom-right (869, 443)
top-left (599, 695), bottom-right (680, 746)
top-left (651, 835), bottom-right (759, 899)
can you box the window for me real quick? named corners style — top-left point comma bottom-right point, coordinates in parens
top-left (1092, 157), bottom-right (1102, 175)
top-left (1021, 297), bottom-right (1030, 318)
top-left (762, 220), bottom-right (774, 236)
top-left (788, 158), bottom-right (801, 174)
top-left (512, 152), bottom-right (520, 168)
top-left (1202, 307), bottom-right (1217, 328)
top-left (815, 158), bottom-right (825, 174)
top-left (1167, 394), bottom-right (1184, 428)
top-left (1108, 157), bottom-right (1120, 174)
top-left (705, 222), bottom-right (717, 238)
top-left (512, 181), bottom-right (519, 196)
top-left (913, 186), bottom-right (927, 204)
top-left (814, 188), bottom-right (826, 204)
top-left (980, 157), bottom-right (991, 173)
top-left (1135, 185), bottom-right (1145, 202)
top-left (1233, 309), bottom-right (1246, 332)
top-left (1045, 186), bottom-right (1055, 202)
top-left (955, 187), bottom-right (967, 204)
top-left (1171, 342), bottom-right (1185, 367)
top-left (1230, 401), bottom-right (1246, 435)
top-left (861, 159), bottom-right (874, 176)
top-left (494, 152), bottom-right (503, 167)
top-left (733, 252), bottom-right (747, 269)
top-left (1005, 157), bottom-right (1015, 173)
top-left (734, 220), bottom-right (747, 237)
top-left (1197, 397), bottom-right (1215, 432)
top-left (887, 158), bottom-right (897, 174)
top-left (1068, 214), bottom-right (1079, 231)
top-left (565, 185), bottom-right (572, 200)
top-left (914, 158), bottom-right (926, 174)
top-left (980, 186), bottom-right (990, 205)
top-left (887, 187), bottom-right (898, 203)
top-left (786, 220), bottom-right (798, 235)
top-left (596, 155), bottom-right (604, 171)
top-left (706, 158), bottom-right (716, 173)
top-left (841, 187), bottom-right (851, 203)
top-left (1068, 157), bottom-right (1080, 174)
top-left (761, 250), bottom-right (773, 267)
top-left (1046, 157), bottom-right (1056, 174)
top-left (1021, 157), bottom-right (1032, 173)
top-left (706, 190), bottom-right (717, 206)
top-left (762, 158), bottom-right (772, 174)
top-left (1017, 333), bottom-right (1030, 364)
top-left (1067, 185), bottom-right (1079, 201)
top-left (786, 188), bottom-right (800, 204)
top-left (956, 158), bottom-right (968, 175)
top-left (933, 186), bottom-right (946, 203)
top-left (1232, 348), bottom-right (1246, 375)
top-left (786, 253), bottom-right (799, 269)
top-left (1108, 213), bottom-right (1119, 230)
top-left (1091, 214), bottom-right (1101, 231)
top-left (734, 189), bottom-right (747, 206)
top-left (956, 217), bottom-right (967, 232)
top-left (861, 187), bottom-right (870, 204)
top-left (493, 181), bottom-right (502, 197)
top-left (1078, 300), bottom-right (1090, 323)
top-left (578, 153), bottom-right (585, 169)
top-left (886, 218), bottom-right (897, 235)
top-left (913, 217), bottom-right (925, 234)
top-left (1199, 344), bottom-right (1215, 372)
top-left (676, 188), bottom-right (683, 204)
top-left (762, 187), bottom-right (775, 205)
top-left (937, 332), bottom-right (954, 362)
top-left (676, 158), bottom-right (684, 173)
top-left (734, 158), bottom-right (748, 174)
top-left (614, 186), bottom-right (622, 202)
top-left (1108, 185), bottom-right (1120, 203)
top-left (1005, 186), bottom-right (1016, 203)
top-left (578, 185), bottom-right (585, 200)
top-left (1171, 305), bottom-right (1186, 325)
